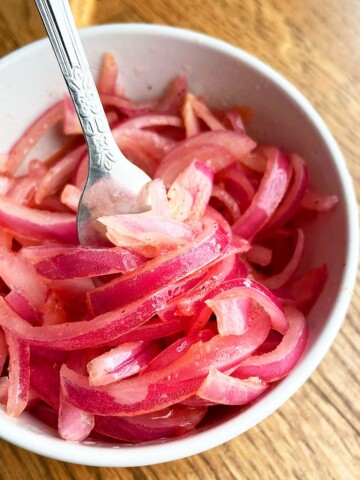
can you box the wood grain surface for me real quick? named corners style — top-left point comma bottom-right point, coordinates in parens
top-left (0, 1), bottom-right (359, 479)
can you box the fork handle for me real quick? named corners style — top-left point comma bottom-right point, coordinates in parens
top-left (34, 0), bottom-right (116, 172)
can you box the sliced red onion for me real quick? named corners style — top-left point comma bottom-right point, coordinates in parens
top-left (0, 328), bottom-right (7, 374)
top-left (29, 245), bottom-right (146, 279)
top-left (94, 404), bottom-right (207, 442)
top-left (88, 219), bottom-right (228, 315)
top-left (211, 184), bottom-right (241, 223)
top-left (0, 57), bottom-right (337, 441)
top-left (60, 310), bottom-right (270, 416)
top-left (189, 277), bottom-right (288, 335)
top-left (97, 52), bottom-right (119, 95)
top-left (182, 93), bottom-right (202, 137)
top-left (30, 361), bottom-right (61, 409)
top-left (6, 160), bottom-right (47, 206)
top-left (197, 367), bottom-right (268, 405)
top-left (35, 145), bottom-right (86, 204)
top-left (207, 294), bottom-right (254, 336)
top-left (4, 101), bottom-right (63, 175)
top-left (265, 154), bottom-right (308, 230)
top-left (0, 248), bottom-right (48, 311)
top-left (0, 175), bottom-right (13, 196)
top-left (107, 316), bottom-right (187, 345)
top-left (183, 93), bottom-right (225, 131)
top-left (0, 196), bottom-right (78, 243)
top-left (0, 272), bottom-right (202, 350)
top-left (262, 229), bottom-right (305, 290)
top-left (62, 95), bottom-right (82, 135)
top-left (233, 306), bottom-right (308, 382)
top-left (161, 249), bottom-right (246, 320)
top-left (117, 113), bottom-right (182, 130)
top-left (0, 376), bottom-right (9, 404)
top-left (154, 75), bottom-right (188, 113)
top-left (246, 244), bottom-right (272, 267)
top-left (168, 161), bottom-right (214, 222)
top-left (224, 109), bottom-right (246, 134)
top-left (58, 394), bottom-right (94, 442)
top-left (87, 340), bottom-right (162, 386)
top-left (155, 130), bottom-right (256, 188)
top-left (143, 330), bottom-right (214, 373)
top-left (60, 183), bottom-right (81, 211)
top-left (5, 291), bottom-right (41, 326)
top-left (216, 163), bottom-right (257, 211)
top-left (98, 213), bottom-right (195, 256)
top-left (4, 329), bottom-right (30, 417)
top-left (232, 147), bottom-right (291, 239)
top-left (276, 264), bottom-right (328, 315)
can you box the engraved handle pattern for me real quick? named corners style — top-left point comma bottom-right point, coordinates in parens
top-left (35, 0), bottom-right (117, 171)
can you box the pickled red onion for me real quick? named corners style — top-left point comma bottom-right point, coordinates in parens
top-left (0, 52), bottom-right (338, 443)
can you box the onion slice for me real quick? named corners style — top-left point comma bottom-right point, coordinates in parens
top-left (197, 367), bottom-right (268, 405)
top-left (233, 306), bottom-right (308, 382)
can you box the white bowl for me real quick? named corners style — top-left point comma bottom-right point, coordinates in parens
top-left (0, 23), bottom-right (358, 467)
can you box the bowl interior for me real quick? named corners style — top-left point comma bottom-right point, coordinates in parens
top-left (0, 24), bottom-right (357, 467)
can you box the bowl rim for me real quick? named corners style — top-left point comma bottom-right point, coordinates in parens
top-left (0, 22), bottom-right (358, 467)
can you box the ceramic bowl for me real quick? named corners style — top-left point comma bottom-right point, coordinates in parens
top-left (0, 23), bottom-right (358, 467)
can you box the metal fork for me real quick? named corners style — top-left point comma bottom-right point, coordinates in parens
top-left (35, 0), bottom-right (151, 246)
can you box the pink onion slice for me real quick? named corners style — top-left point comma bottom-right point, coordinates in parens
top-left (58, 394), bottom-right (94, 442)
top-left (97, 52), bottom-right (119, 95)
top-left (246, 244), bottom-right (272, 267)
top-left (233, 306), bottom-right (308, 382)
top-left (278, 264), bottom-right (328, 315)
top-left (30, 361), bottom-right (61, 409)
top-left (88, 219), bottom-right (229, 315)
top-left (206, 294), bottom-right (254, 336)
top-left (197, 367), bottom-right (268, 405)
top-left (62, 95), bottom-right (82, 135)
top-left (167, 161), bottom-right (214, 222)
top-left (183, 93), bottom-right (225, 131)
top-left (161, 249), bottom-right (246, 320)
top-left (182, 93), bottom-right (202, 137)
top-left (35, 145), bottom-right (86, 204)
top-left (4, 329), bottom-right (30, 417)
top-left (224, 109), bottom-right (246, 134)
top-left (265, 153), bottom-right (309, 230)
top-left (154, 75), bottom-right (188, 113)
top-left (87, 340), bottom-right (162, 386)
top-left (107, 316), bottom-right (187, 345)
top-left (0, 376), bottom-right (9, 404)
top-left (262, 228), bottom-right (305, 290)
top-left (5, 291), bottom-right (40, 326)
top-left (4, 101), bottom-right (63, 175)
top-left (28, 245), bottom-right (146, 279)
top-left (0, 272), bottom-right (202, 350)
top-left (94, 404), bottom-right (207, 442)
top-left (0, 196), bottom-right (77, 243)
top-left (155, 130), bottom-right (256, 188)
top-left (98, 213), bottom-right (195, 256)
top-left (211, 184), bottom-right (241, 223)
top-left (232, 147), bottom-right (291, 239)
top-left (116, 113), bottom-right (182, 130)
top-left (60, 310), bottom-right (270, 416)
top-left (0, 248), bottom-right (48, 311)
top-left (60, 184), bottom-right (81, 211)
top-left (6, 160), bottom-right (47, 206)
top-left (143, 330), bottom-right (214, 373)
top-left (189, 277), bottom-right (288, 335)
top-left (0, 328), bottom-right (7, 374)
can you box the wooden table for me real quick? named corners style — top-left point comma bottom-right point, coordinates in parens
top-left (0, 1), bottom-right (359, 479)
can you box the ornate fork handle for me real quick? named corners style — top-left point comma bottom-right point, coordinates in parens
top-left (35, 0), bottom-right (116, 171)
